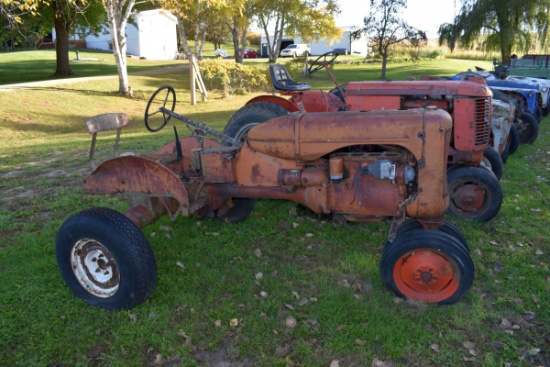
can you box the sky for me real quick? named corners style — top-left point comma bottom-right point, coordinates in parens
top-left (335, 0), bottom-right (460, 38)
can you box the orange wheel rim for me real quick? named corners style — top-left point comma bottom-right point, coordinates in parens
top-left (393, 249), bottom-right (460, 302)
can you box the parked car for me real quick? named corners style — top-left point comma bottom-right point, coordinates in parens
top-left (333, 48), bottom-right (349, 55)
top-left (214, 49), bottom-right (228, 58)
top-left (240, 48), bottom-right (258, 58)
top-left (280, 44), bottom-right (310, 58)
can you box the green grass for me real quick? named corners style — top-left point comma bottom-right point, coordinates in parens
top-left (0, 54), bottom-right (549, 367)
top-left (0, 49), bottom-right (184, 85)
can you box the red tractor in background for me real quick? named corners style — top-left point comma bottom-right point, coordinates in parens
top-left (224, 52), bottom-right (503, 222)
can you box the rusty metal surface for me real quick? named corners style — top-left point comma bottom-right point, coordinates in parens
top-left (84, 106), bottom-right (453, 227)
top-left (200, 147), bottom-right (239, 183)
top-left (491, 99), bottom-right (514, 154)
top-left (289, 91), bottom-right (345, 112)
top-left (153, 136), bottom-right (220, 174)
top-left (345, 79), bottom-right (491, 98)
top-left (85, 113), bottom-right (129, 134)
top-left (245, 95), bottom-right (301, 112)
top-left (84, 155), bottom-right (190, 216)
top-left (237, 107), bottom-right (452, 220)
top-left (452, 98), bottom-right (491, 152)
top-left (247, 108), bottom-right (450, 162)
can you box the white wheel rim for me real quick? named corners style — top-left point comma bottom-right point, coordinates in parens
top-left (71, 239), bottom-right (120, 298)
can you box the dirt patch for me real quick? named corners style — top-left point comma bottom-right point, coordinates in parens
top-left (193, 338), bottom-right (255, 367)
top-left (0, 155), bottom-right (88, 212)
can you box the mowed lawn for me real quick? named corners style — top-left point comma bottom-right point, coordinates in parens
top-left (0, 52), bottom-right (548, 367)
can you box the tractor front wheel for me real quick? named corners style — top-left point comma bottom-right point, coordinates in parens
top-left (516, 112), bottom-right (539, 144)
top-left (481, 147), bottom-right (503, 180)
top-left (507, 124), bottom-right (520, 155)
top-left (380, 229), bottom-right (474, 304)
top-left (447, 167), bottom-right (503, 222)
top-left (56, 207), bottom-right (157, 310)
top-left (394, 219), bottom-right (469, 252)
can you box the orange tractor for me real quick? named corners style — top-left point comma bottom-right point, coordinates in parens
top-left (224, 53), bottom-right (502, 222)
top-left (55, 86), bottom-right (473, 310)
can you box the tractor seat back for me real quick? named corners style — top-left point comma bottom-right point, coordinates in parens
top-left (269, 64), bottom-right (311, 92)
top-left (85, 113), bottom-right (130, 169)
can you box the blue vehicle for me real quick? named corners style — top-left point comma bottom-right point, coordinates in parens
top-left (449, 73), bottom-right (539, 144)
top-left (449, 73), bottom-right (541, 120)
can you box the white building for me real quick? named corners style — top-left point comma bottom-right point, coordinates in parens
top-left (259, 27), bottom-right (368, 57)
top-left (84, 9), bottom-right (178, 60)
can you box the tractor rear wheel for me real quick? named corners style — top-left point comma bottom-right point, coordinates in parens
top-left (212, 198), bottom-right (256, 223)
top-left (56, 207), bottom-right (157, 310)
top-left (380, 229), bottom-right (474, 304)
top-left (516, 112), bottom-right (539, 144)
top-left (447, 167), bottom-right (503, 222)
top-left (224, 102), bottom-right (289, 144)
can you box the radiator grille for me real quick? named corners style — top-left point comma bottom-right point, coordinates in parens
top-left (474, 98), bottom-right (491, 146)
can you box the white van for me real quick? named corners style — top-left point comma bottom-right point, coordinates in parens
top-left (280, 44), bottom-right (310, 58)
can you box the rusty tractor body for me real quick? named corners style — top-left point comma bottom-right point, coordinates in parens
top-left (224, 57), bottom-right (503, 222)
top-left (55, 86), bottom-right (474, 310)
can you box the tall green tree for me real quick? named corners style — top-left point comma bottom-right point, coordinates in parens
top-left (438, 0), bottom-right (550, 65)
top-left (1, 0), bottom-right (41, 50)
top-left (255, 0), bottom-right (342, 63)
top-left (37, 0), bottom-right (104, 76)
top-left (362, 0), bottom-right (426, 79)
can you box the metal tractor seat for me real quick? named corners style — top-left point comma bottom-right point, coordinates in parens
top-left (85, 113), bottom-right (129, 168)
top-left (269, 64), bottom-right (311, 92)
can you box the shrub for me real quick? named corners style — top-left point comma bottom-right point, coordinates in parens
top-left (199, 60), bottom-right (268, 97)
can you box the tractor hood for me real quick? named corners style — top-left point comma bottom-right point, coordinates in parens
top-left (246, 107), bottom-right (453, 162)
top-left (345, 79), bottom-right (492, 98)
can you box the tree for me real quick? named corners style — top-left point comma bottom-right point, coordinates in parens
top-left (1, 0), bottom-right (40, 50)
top-left (438, 0), bottom-right (550, 65)
top-left (362, 0), bottom-right (426, 79)
top-left (255, 0), bottom-right (342, 63)
top-left (225, 0), bottom-right (253, 63)
top-left (206, 16), bottom-right (229, 50)
top-left (103, 0), bottom-right (138, 94)
top-left (102, 0), bottom-right (162, 94)
top-left (165, 0), bottom-right (212, 60)
top-left (36, 0), bottom-right (104, 76)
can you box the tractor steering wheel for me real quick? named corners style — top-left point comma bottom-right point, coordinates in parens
top-left (144, 85), bottom-right (176, 132)
top-left (307, 51), bottom-right (339, 74)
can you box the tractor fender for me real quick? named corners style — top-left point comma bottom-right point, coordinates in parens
top-left (83, 155), bottom-right (190, 216)
top-left (245, 95), bottom-right (299, 112)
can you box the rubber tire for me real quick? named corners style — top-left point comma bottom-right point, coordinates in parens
top-left (500, 141), bottom-right (510, 164)
top-left (516, 112), bottom-right (539, 144)
top-left (380, 229), bottom-right (474, 304)
top-left (394, 219), bottom-right (469, 252)
top-left (481, 147), bottom-right (503, 180)
top-left (224, 102), bottom-right (289, 144)
top-left (447, 167), bottom-right (503, 222)
top-left (56, 207), bottom-right (157, 310)
top-left (507, 124), bottom-right (520, 155)
top-left (534, 104), bottom-right (543, 123)
top-left (543, 103), bottom-right (550, 117)
top-left (213, 198), bottom-right (256, 223)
